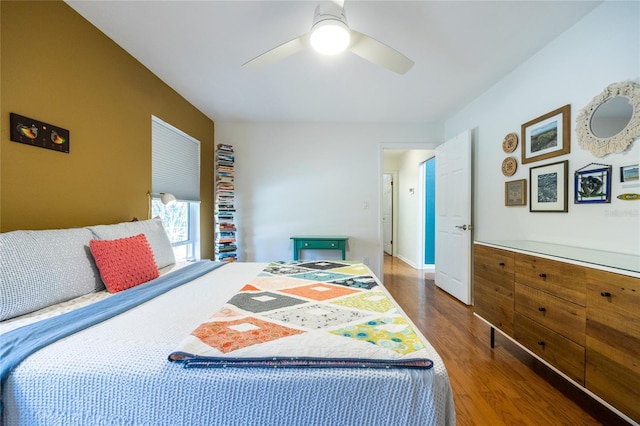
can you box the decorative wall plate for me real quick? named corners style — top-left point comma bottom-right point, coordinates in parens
top-left (502, 157), bottom-right (517, 176)
top-left (502, 132), bottom-right (518, 153)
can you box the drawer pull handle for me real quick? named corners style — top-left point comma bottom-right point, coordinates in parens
top-left (537, 341), bottom-right (545, 347)
top-left (304, 243), bottom-right (309, 247)
top-left (600, 292), bottom-right (611, 297)
top-left (331, 243), bottom-right (335, 247)
top-left (539, 273), bottom-right (547, 279)
top-left (499, 262), bottom-right (505, 267)
top-left (538, 307), bottom-right (546, 312)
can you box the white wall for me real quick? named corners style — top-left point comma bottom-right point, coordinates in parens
top-left (215, 123), bottom-right (442, 277)
top-left (218, 2), bottom-right (639, 277)
top-left (445, 1), bottom-right (640, 256)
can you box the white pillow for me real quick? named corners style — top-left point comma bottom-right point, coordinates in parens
top-left (87, 218), bottom-right (176, 269)
top-left (0, 228), bottom-right (103, 321)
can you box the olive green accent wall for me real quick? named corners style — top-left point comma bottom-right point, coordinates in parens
top-left (1, 1), bottom-right (215, 259)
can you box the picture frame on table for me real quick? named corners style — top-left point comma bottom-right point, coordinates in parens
top-left (505, 179), bottom-right (527, 206)
top-left (530, 160), bottom-right (568, 212)
top-left (575, 165), bottom-right (612, 204)
top-left (521, 105), bottom-right (570, 164)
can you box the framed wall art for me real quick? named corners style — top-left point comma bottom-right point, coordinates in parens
top-left (529, 160), bottom-right (568, 212)
top-left (505, 179), bottom-right (527, 206)
top-left (620, 164), bottom-right (639, 183)
top-left (521, 105), bottom-right (570, 164)
top-left (575, 164), bottom-right (612, 204)
top-left (10, 113), bottom-right (69, 153)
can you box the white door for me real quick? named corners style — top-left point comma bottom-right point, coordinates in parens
top-left (435, 130), bottom-right (472, 305)
top-left (383, 173), bottom-right (393, 255)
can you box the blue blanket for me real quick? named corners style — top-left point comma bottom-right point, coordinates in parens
top-left (0, 260), bottom-right (225, 386)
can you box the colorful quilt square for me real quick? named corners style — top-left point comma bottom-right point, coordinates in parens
top-left (296, 261), bottom-right (349, 270)
top-left (260, 263), bottom-right (313, 276)
top-left (263, 303), bottom-right (370, 330)
top-left (249, 275), bottom-right (311, 291)
top-left (330, 292), bottom-right (394, 313)
top-left (192, 317), bottom-right (304, 353)
top-left (331, 316), bottom-right (425, 355)
top-left (280, 283), bottom-right (361, 301)
top-left (329, 275), bottom-right (379, 290)
top-left (209, 306), bottom-right (242, 319)
top-left (227, 291), bottom-right (308, 313)
top-left (290, 271), bottom-right (351, 282)
top-left (330, 264), bottom-right (371, 276)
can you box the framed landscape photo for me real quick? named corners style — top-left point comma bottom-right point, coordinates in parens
top-left (530, 160), bottom-right (568, 212)
top-left (505, 179), bottom-right (527, 206)
top-left (521, 105), bottom-right (570, 164)
top-left (575, 165), bottom-right (611, 204)
top-left (620, 164), bottom-right (639, 183)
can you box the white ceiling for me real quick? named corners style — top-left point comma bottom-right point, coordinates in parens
top-left (66, 0), bottom-right (601, 124)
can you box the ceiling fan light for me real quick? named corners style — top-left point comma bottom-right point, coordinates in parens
top-left (310, 19), bottom-right (351, 55)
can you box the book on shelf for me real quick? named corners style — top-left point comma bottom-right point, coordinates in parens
top-left (216, 247), bottom-right (237, 253)
top-left (216, 144), bottom-right (234, 152)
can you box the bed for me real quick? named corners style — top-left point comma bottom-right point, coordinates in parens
top-left (0, 220), bottom-right (455, 426)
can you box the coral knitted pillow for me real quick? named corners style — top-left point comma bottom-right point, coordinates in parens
top-left (89, 233), bottom-right (159, 293)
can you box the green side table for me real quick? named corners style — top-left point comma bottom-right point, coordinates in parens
top-left (290, 235), bottom-right (348, 260)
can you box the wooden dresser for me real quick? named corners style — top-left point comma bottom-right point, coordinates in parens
top-left (473, 241), bottom-right (640, 425)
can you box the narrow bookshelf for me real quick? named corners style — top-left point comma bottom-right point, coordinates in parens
top-left (214, 144), bottom-right (237, 262)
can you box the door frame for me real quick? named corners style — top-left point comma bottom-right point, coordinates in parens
top-left (379, 143), bottom-right (437, 276)
top-left (382, 172), bottom-right (397, 256)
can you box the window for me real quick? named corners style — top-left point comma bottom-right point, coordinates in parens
top-left (152, 116), bottom-right (201, 261)
top-left (151, 199), bottom-right (200, 261)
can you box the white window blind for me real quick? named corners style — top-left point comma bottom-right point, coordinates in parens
top-left (152, 116), bottom-right (201, 202)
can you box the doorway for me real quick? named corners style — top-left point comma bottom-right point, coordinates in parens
top-left (381, 147), bottom-right (435, 272)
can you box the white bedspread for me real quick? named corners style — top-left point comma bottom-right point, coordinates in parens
top-left (1, 262), bottom-right (455, 426)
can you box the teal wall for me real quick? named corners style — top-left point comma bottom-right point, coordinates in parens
top-left (425, 157), bottom-right (436, 264)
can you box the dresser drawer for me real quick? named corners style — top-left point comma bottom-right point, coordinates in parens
top-left (585, 271), bottom-right (640, 423)
top-left (515, 283), bottom-right (585, 345)
top-left (475, 281), bottom-right (514, 336)
top-left (298, 240), bottom-right (342, 250)
top-left (474, 244), bottom-right (515, 293)
top-left (515, 254), bottom-right (586, 306)
top-left (474, 245), bottom-right (515, 336)
top-left (515, 313), bottom-right (585, 385)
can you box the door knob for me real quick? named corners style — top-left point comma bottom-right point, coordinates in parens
top-left (455, 224), bottom-right (472, 231)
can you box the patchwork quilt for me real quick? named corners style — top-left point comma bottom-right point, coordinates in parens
top-left (169, 261), bottom-right (433, 369)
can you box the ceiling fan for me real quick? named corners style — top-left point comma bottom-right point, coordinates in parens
top-left (242, 0), bottom-right (414, 75)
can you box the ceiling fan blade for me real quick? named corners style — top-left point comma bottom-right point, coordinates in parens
top-left (243, 34), bottom-right (310, 69)
top-left (349, 30), bottom-right (414, 75)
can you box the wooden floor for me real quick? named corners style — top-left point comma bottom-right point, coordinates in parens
top-left (382, 254), bottom-right (631, 426)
